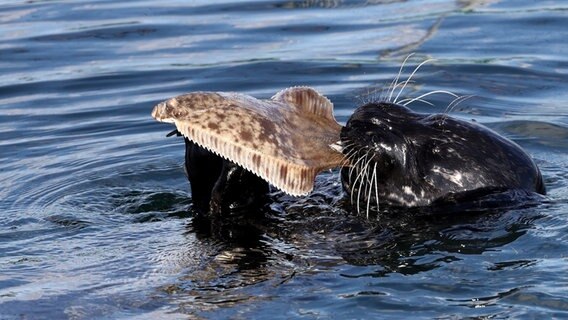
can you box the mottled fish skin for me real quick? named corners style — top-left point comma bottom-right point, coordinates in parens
top-left (152, 87), bottom-right (347, 196)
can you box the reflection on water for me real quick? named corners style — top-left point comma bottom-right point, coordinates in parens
top-left (1, 0), bottom-right (568, 318)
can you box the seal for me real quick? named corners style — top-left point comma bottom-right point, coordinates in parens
top-left (340, 101), bottom-right (546, 214)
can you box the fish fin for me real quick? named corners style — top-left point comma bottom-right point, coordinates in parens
top-left (271, 86), bottom-right (337, 123)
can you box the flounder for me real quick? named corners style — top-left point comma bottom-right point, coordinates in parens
top-left (152, 87), bottom-right (346, 196)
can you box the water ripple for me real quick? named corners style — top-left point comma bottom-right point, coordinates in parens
top-left (1, 0), bottom-right (568, 318)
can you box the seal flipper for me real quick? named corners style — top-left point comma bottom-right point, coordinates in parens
top-left (209, 161), bottom-right (269, 216)
top-left (184, 138), bottom-right (269, 216)
top-left (184, 138), bottom-right (224, 214)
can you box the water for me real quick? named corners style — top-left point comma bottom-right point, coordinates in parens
top-left (1, 0), bottom-right (568, 318)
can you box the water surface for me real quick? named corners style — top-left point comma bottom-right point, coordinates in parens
top-left (1, 0), bottom-right (568, 318)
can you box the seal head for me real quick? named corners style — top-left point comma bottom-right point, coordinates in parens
top-left (340, 101), bottom-right (546, 211)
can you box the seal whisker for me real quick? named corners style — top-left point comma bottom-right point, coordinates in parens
top-left (442, 95), bottom-right (474, 125)
top-left (349, 151), bottom-right (367, 203)
top-left (350, 149), bottom-right (373, 205)
top-left (344, 147), bottom-right (364, 185)
top-left (394, 58), bottom-right (436, 104)
top-left (343, 151), bottom-right (359, 167)
top-left (344, 148), bottom-right (362, 170)
top-left (343, 143), bottom-right (358, 156)
top-left (355, 165), bottom-right (366, 215)
top-left (444, 94), bottom-right (473, 115)
top-left (340, 140), bottom-right (358, 156)
top-left (358, 85), bottom-right (389, 105)
top-left (399, 97), bottom-right (434, 107)
top-left (348, 148), bottom-right (370, 184)
top-left (379, 81), bottom-right (393, 103)
top-left (348, 157), bottom-right (359, 188)
top-left (349, 152), bottom-right (366, 203)
top-left (400, 90), bottom-right (459, 107)
top-left (355, 88), bottom-right (371, 106)
top-left (347, 152), bottom-right (362, 183)
top-left (355, 151), bottom-right (374, 215)
top-left (366, 161), bottom-right (377, 219)
top-left (388, 53), bottom-right (415, 102)
top-left (345, 153), bottom-right (360, 167)
top-left (373, 162), bottom-right (380, 217)
top-left (338, 141), bottom-right (356, 160)
top-left (390, 80), bottom-right (416, 100)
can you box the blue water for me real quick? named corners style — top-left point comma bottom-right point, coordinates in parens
top-left (1, 0), bottom-right (568, 318)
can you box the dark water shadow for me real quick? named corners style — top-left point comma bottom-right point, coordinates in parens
top-left (153, 185), bottom-right (547, 315)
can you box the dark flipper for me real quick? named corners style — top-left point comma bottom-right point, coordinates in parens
top-left (182, 137), bottom-right (269, 216)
